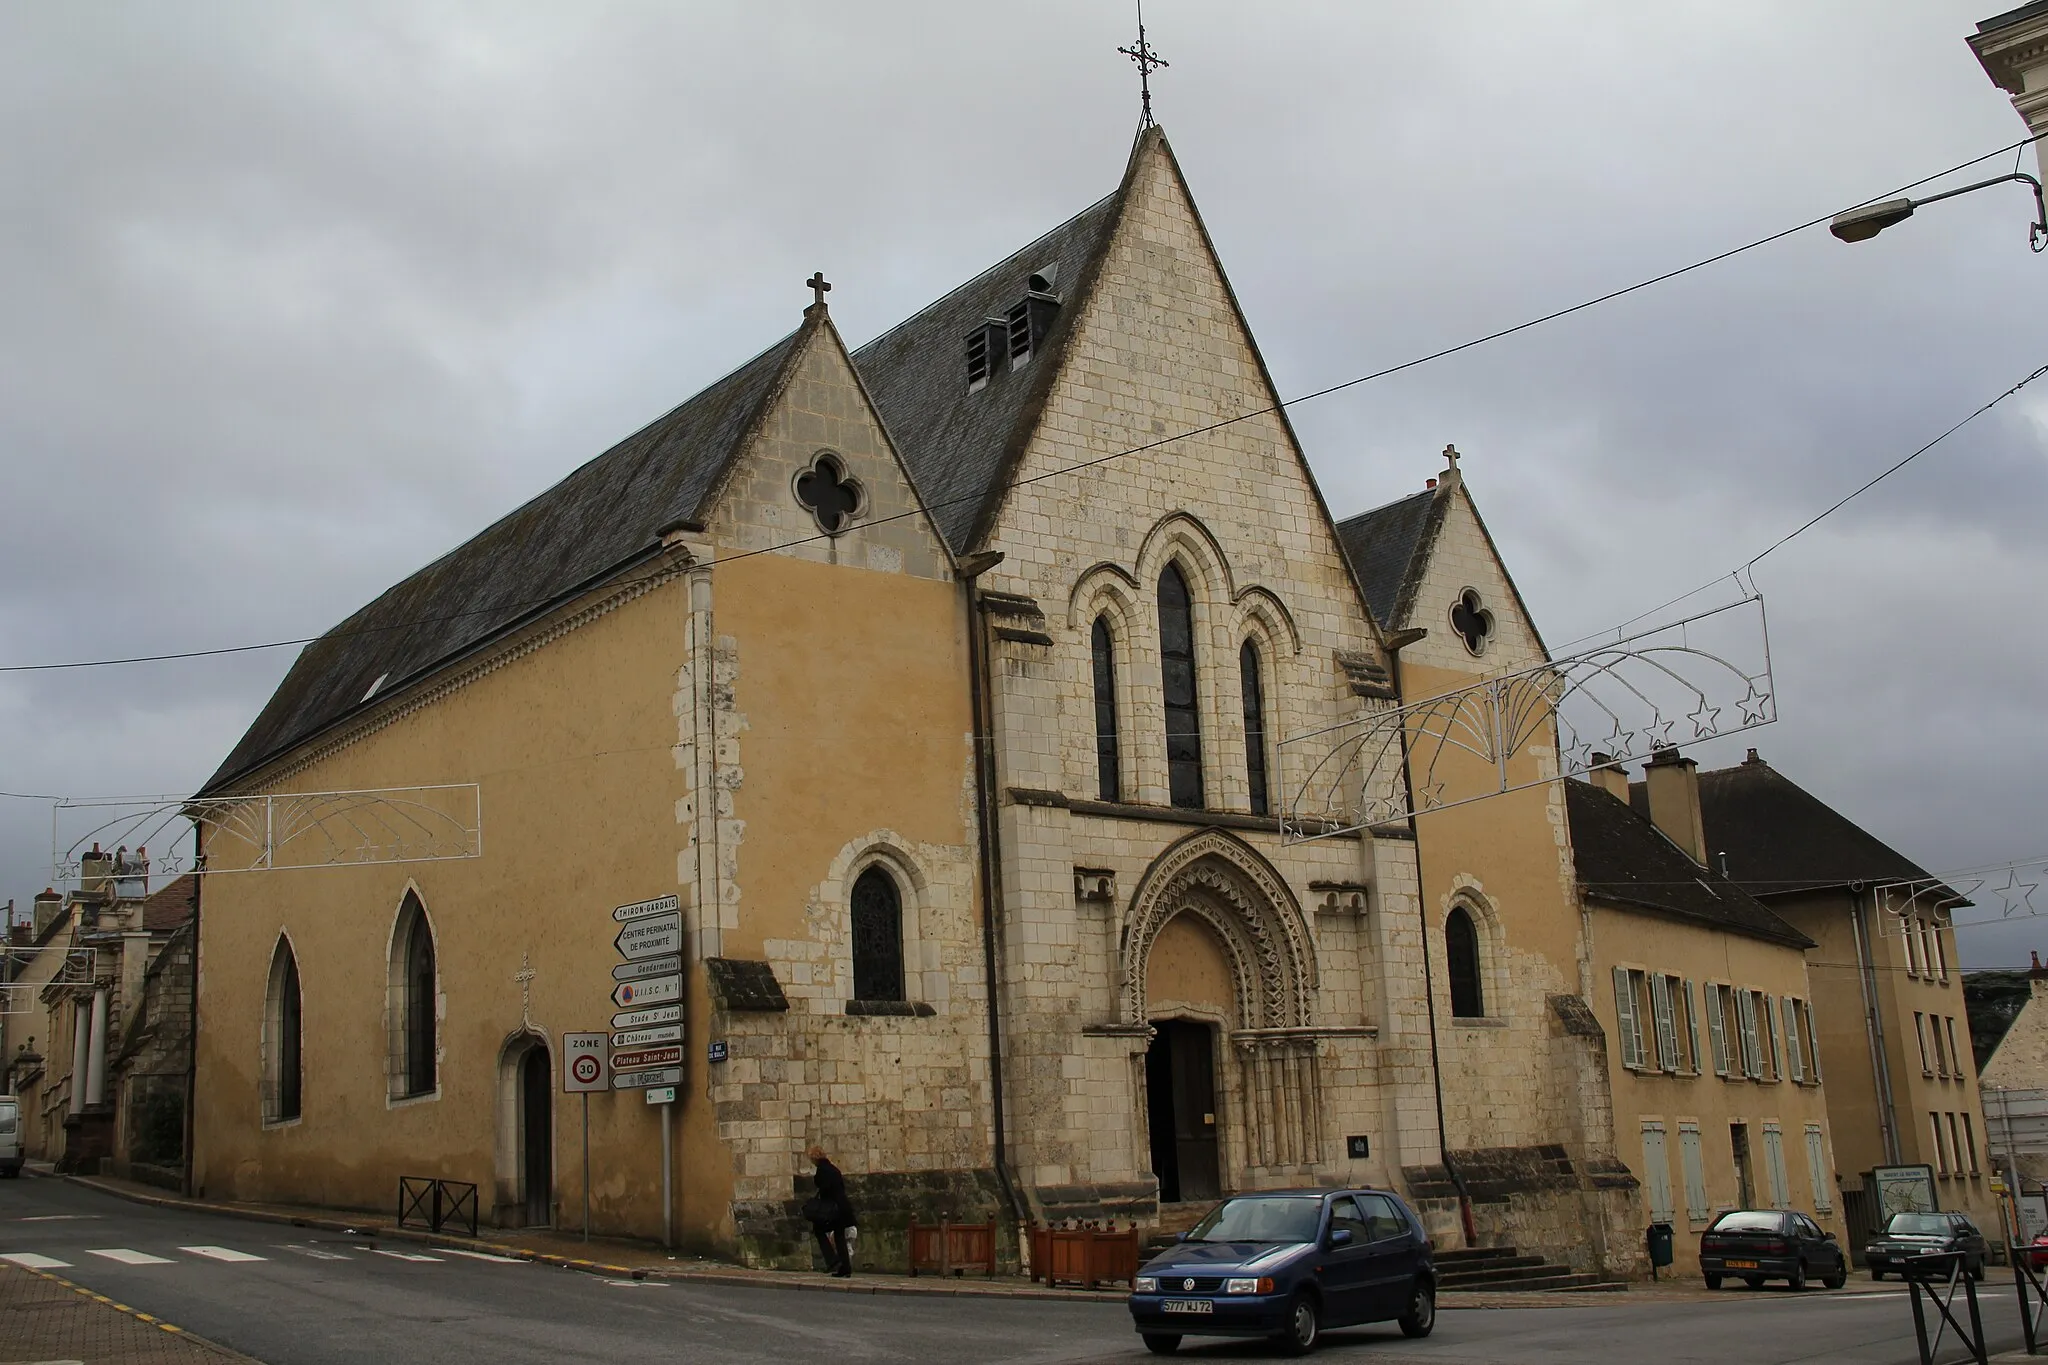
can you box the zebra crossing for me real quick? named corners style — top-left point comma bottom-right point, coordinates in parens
top-left (1, 1241), bottom-right (533, 1270)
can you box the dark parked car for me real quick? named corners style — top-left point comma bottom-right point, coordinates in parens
top-left (1699, 1208), bottom-right (1848, 1290)
top-left (1866, 1211), bottom-right (1989, 1281)
top-left (1127, 1189), bottom-right (1434, 1355)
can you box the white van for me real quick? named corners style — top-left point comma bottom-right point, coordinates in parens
top-left (0, 1096), bottom-right (21, 1177)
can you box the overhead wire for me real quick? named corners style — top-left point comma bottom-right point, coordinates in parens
top-left (6, 130), bottom-right (2048, 679)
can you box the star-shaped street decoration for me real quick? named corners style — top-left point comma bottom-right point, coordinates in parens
top-left (1991, 868), bottom-right (2041, 919)
top-left (1562, 739), bottom-right (1597, 774)
top-left (1687, 700), bottom-right (1723, 739)
top-left (1737, 682), bottom-right (1773, 725)
top-left (1643, 715), bottom-right (1676, 749)
top-left (1418, 780), bottom-right (1447, 811)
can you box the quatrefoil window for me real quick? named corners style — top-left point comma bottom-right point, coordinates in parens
top-left (1450, 588), bottom-right (1494, 656)
top-left (793, 451), bottom-right (863, 535)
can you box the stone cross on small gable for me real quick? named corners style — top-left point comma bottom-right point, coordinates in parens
top-left (807, 272), bottom-right (831, 308)
top-left (1443, 443), bottom-right (1460, 473)
top-left (514, 952), bottom-right (537, 1028)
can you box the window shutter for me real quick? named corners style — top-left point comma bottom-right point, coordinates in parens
top-left (1650, 973), bottom-right (1679, 1073)
top-left (1683, 980), bottom-right (1702, 1075)
top-left (1707, 984), bottom-right (1730, 1077)
top-left (1763, 1125), bottom-right (1790, 1207)
top-left (1613, 967), bottom-right (1644, 1069)
top-left (1679, 1123), bottom-right (1710, 1222)
top-left (1782, 997), bottom-right (1805, 1082)
top-left (1803, 999), bottom-right (1822, 1083)
top-left (1804, 1124), bottom-right (1832, 1211)
top-left (1737, 989), bottom-right (1762, 1079)
top-left (1641, 1123), bottom-right (1674, 1224)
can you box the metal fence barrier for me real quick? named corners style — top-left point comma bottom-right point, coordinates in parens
top-left (397, 1177), bottom-right (478, 1238)
top-left (2014, 1243), bottom-right (2048, 1356)
top-left (1901, 1250), bottom-right (1987, 1365)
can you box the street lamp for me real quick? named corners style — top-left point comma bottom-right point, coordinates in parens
top-left (1830, 172), bottom-right (2048, 250)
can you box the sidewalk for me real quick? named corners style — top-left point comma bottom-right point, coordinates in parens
top-left (57, 1170), bottom-right (1633, 1309)
top-left (0, 1262), bottom-right (261, 1365)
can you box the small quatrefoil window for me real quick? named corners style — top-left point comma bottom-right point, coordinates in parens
top-left (794, 451), bottom-right (863, 535)
top-left (1450, 588), bottom-right (1494, 656)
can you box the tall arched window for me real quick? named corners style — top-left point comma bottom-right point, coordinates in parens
top-left (263, 938), bottom-right (302, 1123)
top-left (389, 895), bottom-right (438, 1098)
top-left (1446, 906), bottom-right (1484, 1018)
top-left (1158, 562), bottom-right (1205, 809)
top-left (1240, 640), bottom-right (1270, 817)
top-left (1091, 616), bottom-right (1121, 802)
top-left (850, 867), bottom-right (905, 1003)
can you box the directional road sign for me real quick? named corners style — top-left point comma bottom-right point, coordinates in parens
top-left (612, 1003), bottom-right (682, 1030)
top-left (613, 893), bottom-right (681, 923)
top-left (612, 953), bottom-right (683, 983)
top-left (615, 912), bottom-right (683, 961)
top-left (562, 1033), bottom-right (608, 1093)
top-left (645, 1086), bottom-right (676, 1105)
top-left (612, 1024), bottom-right (684, 1049)
top-left (613, 975), bottom-right (681, 1008)
top-left (614, 1066), bottom-right (682, 1090)
top-left (612, 1045), bottom-right (684, 1072)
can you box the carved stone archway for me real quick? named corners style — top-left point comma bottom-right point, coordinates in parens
top-left (1120, 829), bottom-right (1317, 1030)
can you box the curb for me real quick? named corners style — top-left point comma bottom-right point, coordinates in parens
top-left (5, 1261), bottom-right (264, 1362)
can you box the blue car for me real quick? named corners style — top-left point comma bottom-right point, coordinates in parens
top-left (1127, 1188), bottom-right (1436, 1355)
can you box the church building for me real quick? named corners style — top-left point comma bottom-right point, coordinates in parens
top-left (187, 127), bottom-right (1839, 1277)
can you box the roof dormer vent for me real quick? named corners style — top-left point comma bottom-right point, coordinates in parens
top-left (1027, 263), bottom-right (1059, 295)
top-left (966, 316), bottom-right (1007, 393)
top-left (1007, 288), bottom-right (1061, 372)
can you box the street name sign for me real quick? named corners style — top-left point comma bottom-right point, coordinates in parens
top-left (615, 912), bottom-right (683, 961)
top-left (562, 1033), bottom-right (609, 1093)
top-left (612, 1045), bottom-right (684, 1072)
top-left (645, 1086), bottom-right (676, 1105)
top-left (612, 975), bottom-right (681, 1008)
top-left (611, 953), bottom-right (683, 983)
top-left (612, 1024), bottom-right (683, 1049)
top-left (613, 893), bottom-right (681, 923)
top-left (611, 1003), bottom-right (681, 1030)
top-left (613, 1066), bottom-right (682, 1090)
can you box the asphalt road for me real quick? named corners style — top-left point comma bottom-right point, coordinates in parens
top-left (0, 1175), bottom-right (2015, 1364)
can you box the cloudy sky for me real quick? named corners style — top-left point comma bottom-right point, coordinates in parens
top-left (3, 2), bottom-right (2045, 967)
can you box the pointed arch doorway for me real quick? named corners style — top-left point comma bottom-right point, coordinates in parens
top-left (1145, 1020), bottom-right (1219, 1203)
top-left (520, 1047), bottom-right (553, 1226)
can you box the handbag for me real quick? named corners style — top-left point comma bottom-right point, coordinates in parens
top-left (800, 1196), bottom-right (830, 1224)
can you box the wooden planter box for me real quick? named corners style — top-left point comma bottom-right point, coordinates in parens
top-left (907, 1219), bottom-right (997, 1277)
top-left (1030, 1222), bottom-right (1141, 1290)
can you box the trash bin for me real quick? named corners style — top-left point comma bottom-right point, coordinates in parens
top-left (1647, 1222), bottom-right (1674, 1279)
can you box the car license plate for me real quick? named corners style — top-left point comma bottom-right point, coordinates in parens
top-left (1726, 1259), bottom-right (1759, 1270)
top-left (1162, 1299), bottom-right (1213, 1315)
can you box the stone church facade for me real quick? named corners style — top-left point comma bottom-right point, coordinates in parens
top-left (185, 127), bottom-right (1844, 1277)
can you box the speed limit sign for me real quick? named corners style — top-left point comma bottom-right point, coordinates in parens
top-left (562, 1032), bottom-right (608, 1093)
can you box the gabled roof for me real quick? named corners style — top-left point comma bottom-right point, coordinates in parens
top-left (1566, 778), bottom-right (1813, 948)
top-left (140, 874), bottom-right (198, 933)
top-left (1334, 487), bottom-right (1443, 629)
top-left (854, 191), bottom-right (1124, 552)
top-left (202, 324), bottom-right (811, 793)
top-left (1645, 755), bottom-right (1957, 902)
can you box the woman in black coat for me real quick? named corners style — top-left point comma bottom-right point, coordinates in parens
top-left (805, 1145), bottom-right (855, 1277)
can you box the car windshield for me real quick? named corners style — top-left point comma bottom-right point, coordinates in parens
top-left (1187, 1196), bottom-right (1324, 1244)
top-left (1886, 1214), bottom-right (1949, 1237)
top-left (1712, 1212), bottom-right (1784, 1233)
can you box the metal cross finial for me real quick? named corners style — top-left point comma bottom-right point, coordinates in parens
top-left (806, 272), bottom-right (831, 308)
top-left (1118, 0), bottom-right (1168, 130)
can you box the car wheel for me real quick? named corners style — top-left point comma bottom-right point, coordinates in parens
top-left (1744, 1276), bottom-right (1766, 1290)
top-left (1789, 1261), bottom-right (1807, 1292)
top-left (1823, 1262), bottom-right (1847, 1290)
top-left (1703, 1273), bottom-right (1723, 1290)
top-left (1870, 1268), bottom-right (1885, 1281)
top-left (1278, 1291), bottom-right (1319, 1355)
top-left (1398, 1280), bottom-right (1435, 1339)
top-left (1970, 1258), bottom-right (1986, 1283)
top-left (1141, 1334), bottom-right (1181, 1356)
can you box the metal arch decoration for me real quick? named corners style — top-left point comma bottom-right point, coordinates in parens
top-left (1278, 595), bottom-right (1776, 842)
top-left (49, 784), bottom-right (482, 884)
top-left (1874, 854), bottom-right (2048, 937)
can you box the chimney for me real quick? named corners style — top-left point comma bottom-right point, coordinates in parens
top-left (1587, 751), bottom-right (1630, 803)
top-left (31, 888), bottom-right (61, 938)
top-left (80, 843), bottom-right (112, 900)
top-left (1643, 746), bottom-right (1708, 866)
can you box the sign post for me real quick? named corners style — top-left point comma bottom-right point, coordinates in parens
top-left (611, 895), bottom-right (684, 1251)
top-left (561, 1033), bottom-right (608, 1242)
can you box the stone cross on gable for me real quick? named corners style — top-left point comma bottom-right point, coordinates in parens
top-left (807, 272), bottom-right (831, 308)
top-left (514, 953), bottom-right (537, 1029)
top-left (1443, 443), bottom-right (1460, 472)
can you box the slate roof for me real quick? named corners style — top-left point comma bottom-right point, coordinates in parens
top-left (139, 874), bottom-right (199, 934)
top-left (1646, 755), bottom-right (1961, 902)
top-left (1565, 778), bottom-right (1813, 948)
top-left (201, 327), bottom-right (808, 793)
top-left (853, 190), bottom-right (1124, 551)
top-left (1979, 1), bottom-right (2048, 35)
top-left (1334, 488), bottom-right (1443, 629)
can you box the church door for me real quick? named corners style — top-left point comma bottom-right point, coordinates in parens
top-left (1145, 1021), bottom-right (1220, 1204)
top-left (520, 1047), bottom-right (553, 1227)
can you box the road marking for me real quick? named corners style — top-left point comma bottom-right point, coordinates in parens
top-left (0, 1253), bottom-right (71, 1268)
top-left (442, 1249), bottom-right (524, 1263)
top-left (601, 1278), bottom-right (665, 1288)
top-left (179, 1246), bottom-right (266, 1263)
top-left (87, 1249), bottom-right (175, 1265)
top-left (277, 1243), bottom-right (352, 1261)
top-left (14, 1214), bottom-right (97, 1222)
top-left (371, 1249), bottom-right (444, 1262)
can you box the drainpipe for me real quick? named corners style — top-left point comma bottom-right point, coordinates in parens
top-left (1391, 655), bottom-right (1474, 1247)
top-left (184, 822), bottom-right (203, 1197)
top-left (1849, 888), bottom-right (1902, 1165)
top-left (960, 553), bottom-right (1029, 1256)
